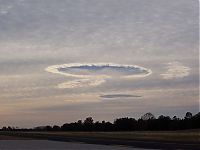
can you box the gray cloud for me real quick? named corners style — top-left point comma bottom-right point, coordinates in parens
top-left (0, 0), bottom-right (198, 127)
top-left (100, 94), bottom-right (141, 99)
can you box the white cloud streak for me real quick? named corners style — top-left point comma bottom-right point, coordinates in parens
top-left (161, 61), bottom-right (191, 79)
top-left (57, 78), bottom-right (106, 89)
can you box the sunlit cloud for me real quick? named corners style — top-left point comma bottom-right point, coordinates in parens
top-left (161, 61), bottom-right (191, 79)
top-left (46, 63), bottom-right (152, 89)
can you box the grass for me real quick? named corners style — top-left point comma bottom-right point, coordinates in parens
top-left (1, 130), bottom-right (200, 143)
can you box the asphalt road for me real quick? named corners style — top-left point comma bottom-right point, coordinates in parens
top-left (0, 133), bottom-right (199, 150)
top-left (47, 136), bottom-right (200, 150)
top-left (0, 140), bottom-right (153, 150)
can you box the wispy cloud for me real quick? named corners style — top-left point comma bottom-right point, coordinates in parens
top-left (100, 94), bottom-right (141, 99)
top-left (161, 61), bottom-right (191, 79)
top-left (0, 5), bottom-right (13, 15)
top-left (57, 78), bottom-right (105, 89)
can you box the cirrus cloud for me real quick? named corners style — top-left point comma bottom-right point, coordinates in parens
top-left (100, 94), bottom-right (141, 99)
top-left (57, 78), bottom-right (106, 89)
top-left (161, 61), bottom-right (191, 79)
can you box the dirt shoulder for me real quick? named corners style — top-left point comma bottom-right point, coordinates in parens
top-left (0, 135), bottom-right (32, 140)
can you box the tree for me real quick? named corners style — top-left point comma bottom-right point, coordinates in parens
top-left (141, 112), bottom-right (155, 120)
top-left (84, 117), bottom-right (93, 125)
top-left (3, 111), bottom-right (199, 132)
top-left (157, 115), bottom-right (171, 130)
top-left (45, 126), bottom-right (52, 131)
top-left (2, 127), bottom-right (7, 131)
top-left (114, 117), bottom-right (137, 131)
top-left (83, 117), bottom-right (94, 131)
top-left (53, 125), bottom-right (60, 131)
top-left (185, 112), bottom-right (192, 119)
top-left (172, 116), bottom-right (178, 120)
top-left (77, 120), bottom-right (82, 125)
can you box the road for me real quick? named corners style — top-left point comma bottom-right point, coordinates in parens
top-left (0, 133), bottom-right (199, 149)
top-left (0, 140), bottom-right (153, 150)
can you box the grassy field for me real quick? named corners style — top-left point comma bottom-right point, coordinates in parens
top-left (1, 130), bottom-right (199, 143)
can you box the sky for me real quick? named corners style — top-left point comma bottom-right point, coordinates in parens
top-left (0, 0), bottom-right (199, 128)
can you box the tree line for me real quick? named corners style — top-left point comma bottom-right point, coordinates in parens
top-left (1, 112), bottom-right (200, 131)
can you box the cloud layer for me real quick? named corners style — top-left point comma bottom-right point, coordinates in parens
top-left (46, 63), bottom-right (152, 88)
top-left (0, 0), bottom-right (198, 127)
top-left (161, 62), bottom-right (191, 79)
top-left (100, 94), bottom-right (141, 99)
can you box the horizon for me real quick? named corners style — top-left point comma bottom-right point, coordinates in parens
top-left (1, 111), bottom-right (199, 129)
top-left (0, 0), bottom-right (199, 128)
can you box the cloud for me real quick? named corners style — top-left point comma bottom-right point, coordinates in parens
top-left (161, 61), bottom-right (191, 79)
top-left (57, 78), bottom-right (105, 89)
top-left (0, 5), bottom-right (13, 15)
top-left (100, 94), bottom-right (141, 99)
top-left (46, 63), bottom-right (152, 89)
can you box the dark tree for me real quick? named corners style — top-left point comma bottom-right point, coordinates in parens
top-left (83, 117), bottom-right (94, 131)
top-left (141, 112), bottom-right (155, 120)
top-left (53, 125), bottom-right (61, 131)
top-left (3, 112), bottom-right (199, 132)
top-left (84, 117), bottom-right (93, 125)
top-left (185, 112), bottom-right (193, 119)
top-left (114, 117), bottom-right (137, 131)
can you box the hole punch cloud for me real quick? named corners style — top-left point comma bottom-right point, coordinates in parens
top-left (46, 63), bottom-right (152, 89)
top-left (161, 61), bottom-right (191, 79)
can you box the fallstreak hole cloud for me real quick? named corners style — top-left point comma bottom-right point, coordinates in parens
top-left (45, 63), bottom-right (152, 89)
